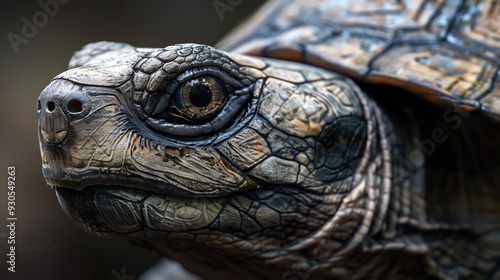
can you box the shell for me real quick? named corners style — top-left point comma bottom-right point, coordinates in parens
top-left (219, 0), bottom-right (500, 121)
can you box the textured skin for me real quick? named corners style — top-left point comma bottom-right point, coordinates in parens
top-left (37, 1), bottom-right (500, 279)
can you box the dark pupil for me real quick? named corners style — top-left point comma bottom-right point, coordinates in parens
top-left (189, 84), bottom-right (213, 108)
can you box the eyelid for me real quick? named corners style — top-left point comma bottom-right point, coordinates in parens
top-left (146, 89), bottom-right (253, 137)
top-left (166, 66), bottom-right (243, 94)
top-left (152, 67), bottom-right (243, 116)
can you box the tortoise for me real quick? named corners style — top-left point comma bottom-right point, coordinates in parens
top-left (37, 0), bottom-right (500, 279)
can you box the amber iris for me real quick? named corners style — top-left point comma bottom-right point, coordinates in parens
top-left (168, 76), bottom-right (227, 123)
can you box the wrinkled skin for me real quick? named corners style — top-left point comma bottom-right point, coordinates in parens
top-left (38, 42), bottom-right (500, 279)
top-left (38, 42), bottom-right (393, 279)
top-left (38, 0), bottom-right (500, 278)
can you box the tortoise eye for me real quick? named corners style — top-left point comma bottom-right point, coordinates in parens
top-left (167, 76), bottom-right (227, 124)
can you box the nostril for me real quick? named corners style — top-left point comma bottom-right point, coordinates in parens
top-left (62, 91), bottom-right (91, 119)
top-left (67, 99), bottom-right (83, 113)
top-left (47, 101), bottom-right (56, 112)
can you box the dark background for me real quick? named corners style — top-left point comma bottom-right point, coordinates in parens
top-left (0, 1), bottom-right (265, 279)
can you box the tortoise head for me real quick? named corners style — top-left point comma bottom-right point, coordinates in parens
top-left (38, 42), bottom-right (388, 276)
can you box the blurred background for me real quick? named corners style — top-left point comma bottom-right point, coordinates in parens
top-left (0, 0), bottom-right (265, 279)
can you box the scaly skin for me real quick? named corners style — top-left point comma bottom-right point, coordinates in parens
top-left (38, 0), bottom-right (500, 278)
top-left (38, 42), bottom-right (500, 279)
